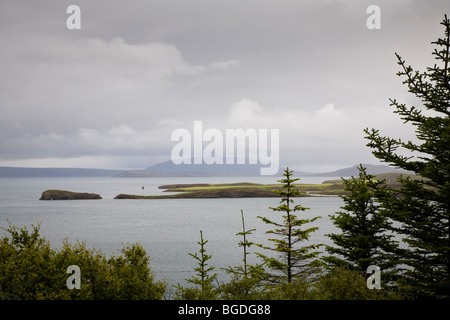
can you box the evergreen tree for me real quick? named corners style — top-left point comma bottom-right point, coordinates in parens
top-left (364, 15), bottom-right (450, 299)
top-left (256, 168), bottom-right (322, 283)
top-left (221, 210), bottom-right (266, 299)
top-left (174, 230), bottom-right (218, 299)
top-left (234, 210), bottom-right (256, 277)
top-left (324, 165), bottom-right (398, 274)
top-left (223, 210), bottom-right (262, 278)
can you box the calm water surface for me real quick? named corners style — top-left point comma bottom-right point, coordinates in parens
top-left (0, 176), bottom-right (344, 286)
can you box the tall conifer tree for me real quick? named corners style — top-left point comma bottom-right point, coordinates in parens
top-left (256, 168), bottom-right (321, 283)
top-left (364, 15), bottom-right (450, 299)
top-left (324, 165), bottom-right (398, 275)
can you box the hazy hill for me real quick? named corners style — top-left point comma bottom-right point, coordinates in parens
top-left (0, 162), bottom-right (410, 178)
top-left (142, 159), bottom-right (267, 177)
top-left (0, 167), bottom-right (122, 178)
top-left (117, 161), bottom-right (409, 177)
top-left (306, 164), bottom-right (411, 177)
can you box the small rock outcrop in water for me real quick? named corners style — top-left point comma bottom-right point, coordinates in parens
top-left (40, 190), bottom-right (102, 200)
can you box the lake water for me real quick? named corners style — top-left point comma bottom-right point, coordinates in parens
top-left (0, 176), bottom-right (344, 287)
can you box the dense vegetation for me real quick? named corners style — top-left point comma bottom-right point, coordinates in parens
top-left (171, 168), bottom-right (412, 300)
top-left (0, 222), bottom-right (166, 299)
top-left (0, 206), bottom-right (410, 300)
top-left (364, 15), bottom-right (450, 299)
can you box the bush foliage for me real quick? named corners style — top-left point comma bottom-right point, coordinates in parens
top-left (0, 222), bottom-right (166, 300)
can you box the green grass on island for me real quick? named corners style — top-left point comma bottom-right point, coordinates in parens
top-left (113, 172), bottom-right (420, 199)
top-left (114, 182), bottom-right (347, 199)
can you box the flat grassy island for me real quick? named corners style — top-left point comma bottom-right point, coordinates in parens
top-left (114, 182), bottom-right (347, 199)
top-left (113, 173), bottom-right (421, 199)
top-left (39, 173), bottom-right (418, 200)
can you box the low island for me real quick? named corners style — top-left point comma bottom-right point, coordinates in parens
top-left (114, 181), bottom-right (347, 199)
top-left (40, 190), bottom-right (102, 200)
top-left (113, 173), bottom-right (419, 199)
top-left (39, 173), bottom-right (417, 200)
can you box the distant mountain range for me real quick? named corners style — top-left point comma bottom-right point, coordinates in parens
top-left (301, 164), bottom-right (412, 177)
top-left (0, 167), bottom-right (122, 178)
top-left (0, 161), bottom-right (411, 178)
top-left (143, 160), bottom-right (263, 177)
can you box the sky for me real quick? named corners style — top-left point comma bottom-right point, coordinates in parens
top-left (0, 0), bottom-right (449, 173)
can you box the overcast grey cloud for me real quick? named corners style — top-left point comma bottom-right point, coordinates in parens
top-left (0, 0), bottom-right (449, 171)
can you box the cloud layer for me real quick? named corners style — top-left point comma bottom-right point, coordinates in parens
top-left (0, 0), bottom-right (448, 171)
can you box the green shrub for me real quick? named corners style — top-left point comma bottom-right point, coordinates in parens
top-left (311, 267), bottom-right (412, 300)
top-left (0, 222), bottom-right (166, 300)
